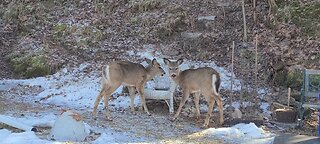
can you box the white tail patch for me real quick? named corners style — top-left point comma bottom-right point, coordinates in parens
top-left (212, 74), bottom-right (219, 96)
top-left (103, 65), bottom-right (111, 84)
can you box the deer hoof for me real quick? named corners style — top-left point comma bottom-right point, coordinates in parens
top-left (201, 125), bottom-right (208, 129)
top-left (106, 116), bottom-right (113, 121)
top-left (169, 117), bottom-right (176, 122)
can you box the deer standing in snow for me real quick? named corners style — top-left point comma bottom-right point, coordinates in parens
top-left (163, 58), bottom-right (224, 127)
top-left (92, 58), bottom-right (165, 120)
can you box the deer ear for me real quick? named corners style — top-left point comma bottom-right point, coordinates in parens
top-left (177, 58), bottom-right (183, 65)
top-left (163, 58), bottom-right (170, 65)
top-left (145, 58), bottom-right (152, 64)
top-left (152, 58), bottom-right (157, 65)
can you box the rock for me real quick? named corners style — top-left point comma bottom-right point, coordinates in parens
top-left (231, 108), bottom-right (243, 119)
top-left (181, 32), bottom-right (202, 38)
top-left (49, 110), bottom-right (88, 142)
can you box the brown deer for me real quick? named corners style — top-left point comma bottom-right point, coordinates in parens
top-left (163, 58), bottom-right (224, 128)
top-left (92, 58), bottom-right (165, 120)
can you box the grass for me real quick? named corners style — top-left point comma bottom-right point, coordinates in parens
top-left (276, 1), bottom-right (320, 37)
top-left (130, 0), bottom-right (161, 13)
top-left (8, 53), bottom-right (51, 78)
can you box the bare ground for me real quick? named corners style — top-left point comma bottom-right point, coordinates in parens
top-left (0, 91), bottom-right (228, 143)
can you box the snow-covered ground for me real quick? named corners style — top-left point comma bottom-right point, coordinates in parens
top-left (0, 50), bottom-right (274, 143)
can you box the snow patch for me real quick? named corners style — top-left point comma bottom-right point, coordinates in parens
top-left (232, 102), bottom-right (241, 109)
top-left (197, 16), bottom-right (216, 21)
top-left (193, 123), bottom-right (274, 144)
top-left (0, 131), bottom-right (53, 144)
top-left (260, 102), bottom-right (272, 117)
top-left (17, 113), bottom-right (56, 127)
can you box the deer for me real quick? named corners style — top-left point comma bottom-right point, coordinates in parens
top-left (163, 58), bottom-right (224, 128)
top-left (92, 58), bottom-right (165, 120)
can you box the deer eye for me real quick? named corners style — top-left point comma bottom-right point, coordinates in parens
top-left (175, 68), bottom-right (178, 70)
top-left (169, 68), bottom-right (172, 70)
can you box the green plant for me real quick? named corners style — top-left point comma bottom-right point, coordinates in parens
top-left (9, 54), bottom-right (51, 78)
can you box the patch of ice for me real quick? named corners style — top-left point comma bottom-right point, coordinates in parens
top-left (232, 102), bottom-right (241, 109)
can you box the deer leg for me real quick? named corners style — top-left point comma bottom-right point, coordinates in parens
top-left (128, 86), bottom-right (136, 113)
top-left (203, 96), bottom-right (215, 128)
top-left (138, 83), bottom-right (150, 116)
top-left (93, 87), bottom-right (107, 118)
top-left (216, 96), bottom-right (224, 125)
top-left (194, 92), bottom-right (201, 120)
top-left (103, 84), bottom-right (121, 121)
top-left (172, 90), bottom-right (190, 121)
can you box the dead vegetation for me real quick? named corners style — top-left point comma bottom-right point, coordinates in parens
top-left (0, 0), bottom-right (319, 136)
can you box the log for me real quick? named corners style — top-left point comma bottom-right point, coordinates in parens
top-left (0, 115), bottom-right (37, 132)
top-left (272, 102), bottom-right (294, 110)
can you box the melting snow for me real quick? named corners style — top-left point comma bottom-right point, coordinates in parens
top-left (191, 123), bottom-right (274, 144)
top-left (232, 102), bottom-right (241, 109)
top-left (0, 49), bottom-right (273, 143)
top-left (260, 102), bottom-right (272, 117)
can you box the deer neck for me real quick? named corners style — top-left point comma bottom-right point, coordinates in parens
top-left (145, 66), bottom-right (155, 81)
top-left (171, 73), bottom-right (182, 85)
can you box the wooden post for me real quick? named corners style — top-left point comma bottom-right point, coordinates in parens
top-left (253, 0), bottom-right (256, 23)
top-left (287, 87), bottom-right (291, 109)
top-left (242, 0), bottom-right (247, 42)
top-left (231, 41), bottom-right (235, 104)
top-left (223, 5), bottom-right (226, 28)
top-left (255, 35), bottom-right (258, 97)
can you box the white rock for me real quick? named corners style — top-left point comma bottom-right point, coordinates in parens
top-left (49, 110), bottom-right (88, 142)
top-left (231, 108), bottom-right (243, 119)
top-left (197, 16), bottom-right (216, 21)
top-left (181, 32), bottom-right (202, 38)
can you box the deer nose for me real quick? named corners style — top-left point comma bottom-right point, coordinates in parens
top-left (171, 74), bottom-right (176, 77)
